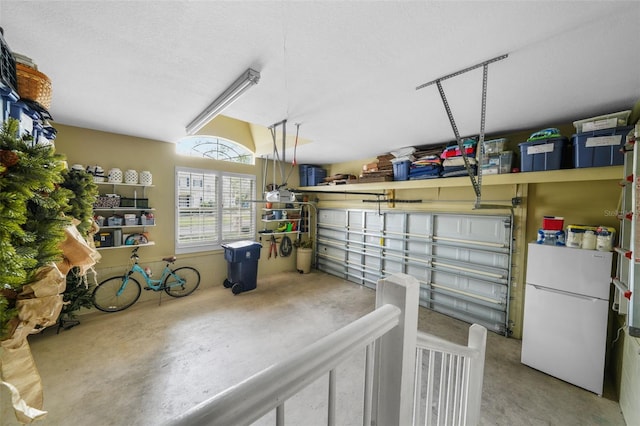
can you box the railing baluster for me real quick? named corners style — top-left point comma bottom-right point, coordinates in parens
top-left (413, 349), bottom-right (423, 425)
top-left (328, 369), bottom-right (336, 426)
top-left (425, 351), bottom-right (435, 426)
top-left (453, 355), bottom-right (462, 426)
top-left (438, 352), bottom-right (446, 426)
top-left (363, 343), bottom-right (373, 426)
top-left (276, 403), bottom-right (284, 426)
top-left (446, 353), bottom-right (454, 425)
top-left (461, 359), bottom-right (471, 425)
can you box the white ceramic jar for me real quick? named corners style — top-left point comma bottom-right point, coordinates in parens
top-left (139, 170), bottom-right (152, 186)
top-left (108, 168), bottom-right (123, 183)
top-left (124, 169), bottom-right (138, 184)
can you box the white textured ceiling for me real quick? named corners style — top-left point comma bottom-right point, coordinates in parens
top-left (0, 1), bottom-right (638, 165)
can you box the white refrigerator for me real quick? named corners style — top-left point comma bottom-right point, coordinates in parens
top-left (521, 243), bottom-right (613, 395)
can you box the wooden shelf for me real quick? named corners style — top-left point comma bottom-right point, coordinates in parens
top-left (297, 166), bottom-right (623, 192)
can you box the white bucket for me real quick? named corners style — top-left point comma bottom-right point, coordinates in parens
top-left (296, 248), bottom-right (312, 274)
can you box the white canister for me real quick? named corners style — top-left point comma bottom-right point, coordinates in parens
top-left (582, 230), bottom-right (597, 250)
top-left (139, 170), bottom-right (152, 186)
top-left (124, 169), bottom-right (138, 184)
top-left (565, 229), bottom-right (582, 248)
top-left (108, 168), bottom-right (123, 183)
top-left (596, 226), bottom-right (615, 252)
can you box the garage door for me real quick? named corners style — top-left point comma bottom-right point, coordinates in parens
top-left (316, 209), bottom-right (513, 335)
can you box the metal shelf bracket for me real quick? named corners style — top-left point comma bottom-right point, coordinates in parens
top-left (417, 54), bottom-right (508, 208)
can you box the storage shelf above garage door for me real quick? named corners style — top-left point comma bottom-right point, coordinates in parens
top-left (299, 165), bottom-right (622, 191)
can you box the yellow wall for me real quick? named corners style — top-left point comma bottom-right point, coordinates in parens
top-left (53, 118), bottom-right (300, 305)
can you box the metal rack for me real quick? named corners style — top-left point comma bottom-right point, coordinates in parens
top-left (613, 124), bottom-right (640, 337)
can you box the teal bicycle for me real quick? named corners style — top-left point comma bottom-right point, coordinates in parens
top-left (92, 247), bottom-right (201, 312)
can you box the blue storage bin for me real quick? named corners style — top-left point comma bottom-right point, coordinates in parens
top-left (299, 164), bottom-right (325, 187)
top-left (393, 160), bottom-right (411, 181)
top-left (299, 164), bottom-right (310, 187)
top-left (572, 126), bottom-right (634, 168)
top-left (308, 167), bottom-right (327, 186)
top-left (519, 137), bottom-right (570, 172)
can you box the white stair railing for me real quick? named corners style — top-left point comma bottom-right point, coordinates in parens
top-left (412, 325), bottom-right (487, 426)
top-left (165, 273), bottom-right (486, 426)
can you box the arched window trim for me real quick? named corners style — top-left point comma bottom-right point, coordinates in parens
top-left (177, 135), bottom-right (255, 165)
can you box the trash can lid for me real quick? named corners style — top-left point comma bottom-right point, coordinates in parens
top-left (222, 240), bottom-right (262, 249)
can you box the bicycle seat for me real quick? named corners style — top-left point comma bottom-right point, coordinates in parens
top-left (163, 256), bottom-right (177, 263)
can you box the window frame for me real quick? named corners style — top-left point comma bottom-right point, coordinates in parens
top-left (176, 135), bottom-right (255, 165)
top-left (175, 166), bottom-right (256, 254)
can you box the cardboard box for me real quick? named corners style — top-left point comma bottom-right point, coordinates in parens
top-left (362, 162), bottom-right (378, 171)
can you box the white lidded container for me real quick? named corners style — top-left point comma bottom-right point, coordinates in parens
top-left (124, 169), bottom-right (138, 184)
top-left (139, 170), bottom-right (152, 186)
top-left (108, 168), bottom-right (123, 183)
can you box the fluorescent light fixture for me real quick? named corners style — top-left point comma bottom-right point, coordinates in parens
top-left (186, 68), bottom-right (260, 135)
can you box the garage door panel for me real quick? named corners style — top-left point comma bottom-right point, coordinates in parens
top-left (317, 208), bottom-right (512, 335)
top-left (433, 246), bottom-right (508, 270)
top-left (406, 264), bottom-right (430, 283)
top-left (406, 213), bottom-right (432, 235)
top-left (319, 209), bottom-right (346, 227)
top-left (434, 214), bottom-right (509, 245)
top-left (427, 294), bottom-right (506, 334)
top-left (431, 270), bottom-right (507, 302)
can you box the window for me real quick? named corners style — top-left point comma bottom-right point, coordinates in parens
top-left (176, 167), bottom-right (256, 253)
top-left (177, 136), bottom-right (254, 164)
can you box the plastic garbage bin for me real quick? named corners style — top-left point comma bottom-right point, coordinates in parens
top-left (221, 240), bottom-right (262, 295)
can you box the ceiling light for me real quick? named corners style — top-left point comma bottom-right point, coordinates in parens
top-left (185, 68), bottom-right (260, 135)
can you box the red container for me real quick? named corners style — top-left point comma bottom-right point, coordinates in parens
top-left (542, 216), bottom-right (564, 231)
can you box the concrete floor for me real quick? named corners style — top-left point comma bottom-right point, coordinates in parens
top-left (0, 271), bottom-right (626, 426)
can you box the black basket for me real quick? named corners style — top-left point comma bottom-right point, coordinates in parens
top-left (0, 28), bottom-right (17, 92)
top-left (120, 198), bottom-right (149, 208)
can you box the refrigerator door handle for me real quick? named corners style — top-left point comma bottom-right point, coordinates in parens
top-left (529, 284), bottom-right (602, 302)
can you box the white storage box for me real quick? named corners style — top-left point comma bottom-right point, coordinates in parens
top-left (482, 138), bottom-right (507, 154)
top-left (124, 213), bottom-right (137, 226)
top-left (573, 110), bottom-right (631, 133)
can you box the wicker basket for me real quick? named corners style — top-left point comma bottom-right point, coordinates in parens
top-left (16, 63), bottom-right (52, 109)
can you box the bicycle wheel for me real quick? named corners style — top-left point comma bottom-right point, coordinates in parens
top-left (164, 267), bottom-right (200, 297)
top-left (92, 276), bottom-right (142, 312)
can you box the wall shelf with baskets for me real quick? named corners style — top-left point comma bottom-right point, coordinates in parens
top-left (92, 180), bottom-right (156, 250)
